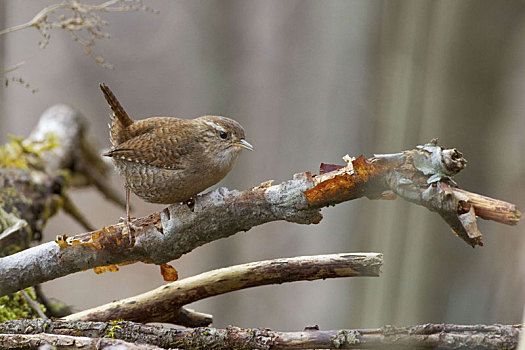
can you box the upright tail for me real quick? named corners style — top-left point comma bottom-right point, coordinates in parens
top-left (100, 83), bottom-right (134, 146)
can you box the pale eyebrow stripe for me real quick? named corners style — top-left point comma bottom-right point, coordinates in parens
top-left (203, 120), bottom-right (226, 132)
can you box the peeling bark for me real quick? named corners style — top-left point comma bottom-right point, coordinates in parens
top-left (0, 110), bottom-right (520, 297)
top-left (306, 141), bottom-right (520, 247)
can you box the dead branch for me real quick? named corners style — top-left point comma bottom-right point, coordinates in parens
top-left (0, 333), bottom-right (163, 349)
top-left (0, 106), bottom-right (520, 297)
top-left (307, 146), bottom-right (521, 242)
top-left (19, 290), bottom-right (47, 320)
top-left (0, 0), bottom-right (157, 69)
top-left (0, 106), bottom-right (521, 295)
top-left (0, 319), bottom-right (520, 349)
top-left (0, 62), bottom-right (25, 74)
top-left (0, 62), bottom-right (38, 93)
top-left (0, 105), bottom-right (121, 257)
top-left (64, 253), bottom-right (382, 324)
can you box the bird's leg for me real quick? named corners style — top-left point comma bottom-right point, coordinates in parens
top-left (126, 187), bottom-right (131, 223)
top-left (122, 187), bottom-right (135, 245)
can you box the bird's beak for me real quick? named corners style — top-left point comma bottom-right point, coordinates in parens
top-left (235, 139), bottom-right (254, 151)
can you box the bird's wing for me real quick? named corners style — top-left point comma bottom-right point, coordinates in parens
top-left (104, 123), bottom-right (200, 170)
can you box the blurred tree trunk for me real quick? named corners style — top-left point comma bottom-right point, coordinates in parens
top-left (358, 0), bottom-right (525, 327)
top-left (206, 0), bottom-right (382, 327)
top-left (2, 0), bottom-right (523, 331)
top-left (0, 0), bottom-right (5, 138)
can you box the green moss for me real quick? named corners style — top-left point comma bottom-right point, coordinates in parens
top-left (105, 320), bottom-right (124, 338)
top-left (0, 287), bottom-right (46, 322)
top-left (0, 133), bottom-right (60, 169)
top-left (0, 135), bottom-right (28, 168)
top-left (0, 187), bottom-right (17, 199)
top-left (41, 196), bottom-right (59, 220)
top-left (23, 133), bottom-right (60, 155)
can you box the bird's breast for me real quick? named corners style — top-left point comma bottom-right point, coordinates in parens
top-left (112, 154), bottom-right (239, 204)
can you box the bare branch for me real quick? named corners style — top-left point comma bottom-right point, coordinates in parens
top-left (0, 333), bottom-right (163, 349)
top-left (1, 62), bottom-right (38, 93)
top-left (0, 62), bottom-right (25, 74)
top-left (451, 186), bottom-right (521, 225)
top-left (0, 320), bottom-right (520, 349)
top-left (306, 143), bottom-right (520, 246)
top-left (65, 253), bottom-right (382, 323)
top-left (19, 290), bottom-right (47, 320)
top-left (0, 105), bottom-right (113, 256)
top-left (61, 194), bottom-right (95, 231)
top-left (0, 106), bottom-right (520, 296)
top-left (0, 0), bottom-right (157, 69)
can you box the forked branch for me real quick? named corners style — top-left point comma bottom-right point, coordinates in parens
top-left (0, 105), bottom-right (520, 296)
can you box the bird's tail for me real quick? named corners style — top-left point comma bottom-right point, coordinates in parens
top-left (100, 83), bottom-right (134, 146)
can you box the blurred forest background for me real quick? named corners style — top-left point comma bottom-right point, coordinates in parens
top-left (1, 0), bottom-right (524, 331)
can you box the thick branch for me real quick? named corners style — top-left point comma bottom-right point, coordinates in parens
top-left (0, 333), bottom-right (163, 349)
top-left (0, 137), bottom-right (520, 295)
top-left (0, 105), bottom-right (122, 258)
top-left (64, 253), bottom-right (382, 323)
top-left (0, 170), bottom-right (324, 296)
top-left (0, 320), bottom-right (520, 349)
top-left (305, 143), bottom-right (520, 246)
top-left (0, 105), bottom-right (87, 255)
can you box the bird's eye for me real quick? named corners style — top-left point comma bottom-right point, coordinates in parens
top-left (219, 130), bottom-right (228, 139)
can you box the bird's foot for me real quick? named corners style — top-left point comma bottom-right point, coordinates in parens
top-left (119, 217), bottom-right (140, 246)
top-left (119, 216), bottom-right (138, 223)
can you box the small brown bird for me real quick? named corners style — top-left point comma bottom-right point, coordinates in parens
top-left (100, 84), bottom-right (253, 227)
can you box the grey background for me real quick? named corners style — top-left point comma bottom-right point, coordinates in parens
top-left (1, 1), bottom-right (524, 330)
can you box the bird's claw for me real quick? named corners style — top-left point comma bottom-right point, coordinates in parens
top-left (120, 217), bottom-right (140, 246)
top-left (119, 216), bottom-right (137, 223)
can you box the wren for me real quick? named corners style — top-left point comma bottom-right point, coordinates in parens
top-left (100, 84), bottom-right (253, 227)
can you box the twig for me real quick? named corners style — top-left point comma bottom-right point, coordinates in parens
top-left (0, 320), bottom-right (520, 349)
top-left (76, 138), bottom-right (127, 209)
top-left (1, 62), bottom-right (38, 93)
top-left (19, 290), bottom-right (47, 319)
top-left (64, 253), bottom-right (382, 323)
top-left (33, 285), bottom-right (72, 318)
top-left (61, 194), bottom-right (95, 231)
top-left (450, 186), bottom-right (520, 225)
top-left (0, 0), bottom-right (157, 69)
top-left (0, 62), bottom-right (25, 75)
top-left (306, 143), bottom-right (520, 246)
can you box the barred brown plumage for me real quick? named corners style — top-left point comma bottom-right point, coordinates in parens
top-left (100, 84), bottom-right (253, 237)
